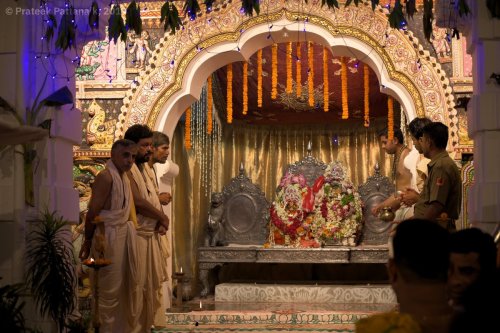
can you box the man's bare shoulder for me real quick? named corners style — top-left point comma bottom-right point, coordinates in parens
top-left (93, 168), bottom-right (113, 186)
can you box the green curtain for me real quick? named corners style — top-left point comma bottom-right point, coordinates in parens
top-left (171, 119), bottom-right (392, 293)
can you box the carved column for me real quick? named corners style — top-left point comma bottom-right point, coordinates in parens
top-left (461, 1), bottom-right (500, 234)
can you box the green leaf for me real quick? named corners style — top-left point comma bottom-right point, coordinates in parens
top-left (126, 0), bottom-right (142, 35)
top-left (161, 1), bottom-right (183, 34)
top-left (25, 210), bottom-right (76, 332)
top-left (370, 0), bottom-right (379, 11)
top-left (184, 0), bottom-right (201, 19)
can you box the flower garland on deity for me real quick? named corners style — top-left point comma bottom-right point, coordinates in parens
top-left (310, 162), bottom-right (363, 245)
top-left (268, 162), bottom-right (363, 248)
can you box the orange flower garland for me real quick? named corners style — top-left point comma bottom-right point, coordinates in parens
top-left (341, 56), bottom-right (349, 119)
top-left (308, 42), bottom-right (314, 107)
top-left (207, 75), bottom-right (213, 134)
top-left (388, 96), bottom-right (394, 140)
top-left (286, 42), bottom-right (292, 93)
top-left (185, 106), bottom-right (191, 150)
top-left (243, 62), bottom-right (248, 115)
top-left (323, 47), bottom-right (329, 112)
top-left (272, 43), bottom-right (278, 99)
top-left (227, 63), bottom-right (233, 123)
top-left (363, 64), bottom-right (370, 127)
top-left (257, 49), bottom-right (262, 107)
top-left (296, 42), bottom-right (302, 98)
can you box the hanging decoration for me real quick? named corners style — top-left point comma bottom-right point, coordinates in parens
top-left (296, 42), bottom-right (302, 98)
top-left (257, 49), bottom-right (263, 107)
top-left (422, 0), bottom-right (433, 41)
top-left (184, 0), bottom-right (201, 21)
top-left (364, 63), bottom-right (370, 127)
top-left (126, 0), bottom-right (142, 35)
top-left (341, 57), bottom-right (349, 119)
top-left (160, 0), bottom-right (183, 35)
top-left (286, 42), bottom-right (293, 93)
top-left (88, 1), bottom-right (99, 30)
top-left (321, 0), bottom-right (340, 10)
top-left (185, 107), bottom-right (192, 150)
top-left (241, 0), bottom-right (261, 16)
top-left (388, 0), bottom-right (405, 30)
top-left (388, 96), bottom-right (394, 140)
top-left (487, 0), bottom-right (500, 18)
top-left (323, 47), bottom-right (329, 112)
top-left (108, 3), bottom-right (127, 43)
top-left (207, 76), bottom-right (213, 134)
top-left (44, 13), bottom-right (57, 43)
top-left (227, 63), bottom-right (233, 123)
top-left (308, 42), bottom-right (314, 107)
top-left (272, 43), bottom-right (278, 99)
top-left (56, 2), bottom-right (77, 50)
top-left (243, 62), bottom-right (248, 115)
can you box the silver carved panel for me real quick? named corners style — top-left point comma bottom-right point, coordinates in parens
top-left (222, 166), bottom-right (270, 245)
top-left (357, 164), bottom-right (394, 245)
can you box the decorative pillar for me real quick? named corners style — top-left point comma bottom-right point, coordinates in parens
top-left (461, 1), bottom-right (500, 234)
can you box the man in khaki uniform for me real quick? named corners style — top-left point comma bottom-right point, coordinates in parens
top-left (413, 122), bottom-right (461, 230)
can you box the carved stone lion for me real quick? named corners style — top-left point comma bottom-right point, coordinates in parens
top-left (205, 192), bottom-right (227, 247)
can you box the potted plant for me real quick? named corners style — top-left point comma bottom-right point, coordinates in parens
top-left (0, 279), bottom-right (27, 332)
top-left (25, 210), bottom-right (77, 333)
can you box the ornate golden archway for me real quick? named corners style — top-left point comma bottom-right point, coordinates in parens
top-left (116, 0), bottom-right (457, 146)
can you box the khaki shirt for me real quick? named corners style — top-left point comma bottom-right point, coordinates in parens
top-left (414, 151), bottom-right (462, 220)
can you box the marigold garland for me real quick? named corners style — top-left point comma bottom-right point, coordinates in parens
top-left (308, 42), bottom-right (314, 107)
top-left (388, 96), bottom-right (394, 140)
top-left (207, 75), bottom-right (213, 134)
top-left (243, 61), bottom-right (248, 115)
top-left (296, 42), bottom-right (302, 97)
top-left (363, 63), bottom-right (370, 127)
top-left (272, 43), bottom-right (278, 99)
top-left (286, 42), bottom-right (292, 93)
top-left (323, 47), bottom-right (329, 112)
top-left (341, 56), bottom-right (349, 119)
top-left (185, 106), bottom-right (191, 150)
top-left (257, 49), bottom-right (263, 107)
top-left (227, 63), bottom-right (233, 123)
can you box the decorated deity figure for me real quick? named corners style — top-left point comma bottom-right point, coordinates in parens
top-left (205, 192), bottom-right (226, 246)
top-left (431, 25), bottom-right (451, 60)
top-left (128, 30), bottom-right (153, 69)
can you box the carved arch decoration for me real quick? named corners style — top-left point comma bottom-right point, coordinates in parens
top-left (115, 0), bottom-right (457, 147)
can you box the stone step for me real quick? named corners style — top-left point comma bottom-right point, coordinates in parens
top-left (215, 283), bottom-right (396, 304)
top-left (158, 299), bottom-right (396, 333)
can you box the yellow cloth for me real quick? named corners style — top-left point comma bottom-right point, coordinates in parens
top-left (129, 163), bottom-right (169, 332)
top-left (356, 312), bottom-right (422, 333)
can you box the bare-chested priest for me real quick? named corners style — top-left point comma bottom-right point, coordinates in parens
top-left (372, 128), bottom-right (414, 221)
top-left (124, 124), bottom-right (170, 332)
top-left (79, 139), bottom-right (140, 333)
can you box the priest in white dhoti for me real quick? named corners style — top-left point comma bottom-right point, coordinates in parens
top-left (124, 124), bottom-right (170, 332)
top-left (372, 128), bottom-right (413, 221)
top-left (79, 139), bottom-right (140, 333)
top-left (145, 131), bottom-right (172, 327)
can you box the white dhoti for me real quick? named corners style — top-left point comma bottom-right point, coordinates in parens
top-left (90, 161), bottom-right (139, 333)
top-left (130, 164), bottom-right (169, 332)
